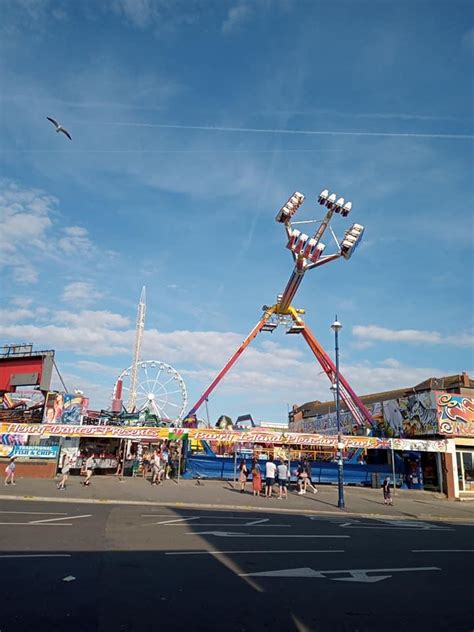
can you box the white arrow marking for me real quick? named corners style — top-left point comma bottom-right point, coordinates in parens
top-left (62, 575), bottom-right (76, 582)
top-left (334, 572), bottom-right (391, 583)
top-left (188, 531), bottom-right (349, 538)
top-left (241, 566), bottom-right (441, 582)
top-left (29, 514), bottom-right (92, 524)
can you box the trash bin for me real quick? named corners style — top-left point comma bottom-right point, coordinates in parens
top-left (371, 472), bottom-right (380, 489)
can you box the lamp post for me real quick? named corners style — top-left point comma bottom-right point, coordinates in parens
top-left (331, 316), bottom-right (345, 509)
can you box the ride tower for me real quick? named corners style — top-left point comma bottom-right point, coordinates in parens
top-left (186, 188), bottom-right (374, 431)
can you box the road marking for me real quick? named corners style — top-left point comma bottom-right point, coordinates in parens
top-left (187, 531), bottom-right (349, 538)
top-left (0, 522), bottom-right (72, 526)
top-left (153, 517), bottom-right (201, 525)
top-left (28, 514), bottom-right (92, 524)
top-left (339, 521), bottom-right (452, 531)
top-left (161, 523), bottom-right (290, 527)
top-left (0, 554), bottom-right (72, 558)
top-left (412, 549), bottom-right (474, 553)
top-left (245, 519), bottom-right (269, 526)
top-left (0, 511), bottom-right (67, 515)
top-left (241, 566), bottom-right (440, 583)
top-left (62, 575), bottom-right (76, 582)
top-left (166, 550), bottom-right (345, 555)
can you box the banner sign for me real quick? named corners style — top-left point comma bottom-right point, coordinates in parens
top-left (0, 423), bottom-right (449, 452)
top-left (11, 445), bottom-right (60, 459)
top-left (435, 392), bottom-right (474, 437)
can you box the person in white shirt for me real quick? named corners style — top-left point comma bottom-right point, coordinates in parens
top-left (265, 459), bottom-right (277, 498)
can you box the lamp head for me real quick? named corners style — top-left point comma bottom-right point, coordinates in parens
top-left (331, 319), bottom-right (342, 332)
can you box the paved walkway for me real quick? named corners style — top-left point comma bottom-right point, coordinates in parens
top-left (1, 475), bottom-right (473, 521)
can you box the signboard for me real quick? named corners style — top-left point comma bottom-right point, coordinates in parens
top-left (0, 423), bottom-right (449, 452)
top-left (10, 445), bottom-right (60, 459)
top-left (43, 392), bottom-right (88, 424)
top-left (435, 392), bottom-right (474, 436)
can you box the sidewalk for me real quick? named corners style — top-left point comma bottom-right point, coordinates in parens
top-left (1, 475), bottom-right (473, 522)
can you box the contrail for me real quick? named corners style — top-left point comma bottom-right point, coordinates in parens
top-left (95, 121), bottom-right (473, 140)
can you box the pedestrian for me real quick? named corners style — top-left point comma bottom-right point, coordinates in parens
top-left (4, 456), bottom-right (16, 486)
top-left (238, 459), bottom-right (248, 493)
top-left (151, 449), bottom-right (164, 485)
top-left (303, 460), bottom-right (318, 494)
top-left (383, 476), bottom-right (393, 505)
top-left (82, 453), bottom-right (95, 487)
top-left (265, 458), bottom-right (277, 498)
top-left (296, 461), bottom-right (307, 495)
top-left (277, 460), bottom-right (288, 499)
top-left (57, 454), bottom-right (73, 490)
top-left (161, 443), bottom-right (170, 479)
top-left (251, 459), bottom-right (262, 497)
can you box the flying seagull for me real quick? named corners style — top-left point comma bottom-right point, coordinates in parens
top-left (46, 116), bottom-right (72, 141)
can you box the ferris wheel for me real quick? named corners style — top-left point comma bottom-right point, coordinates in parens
top-left (115, 360), bottom-right (187, 422)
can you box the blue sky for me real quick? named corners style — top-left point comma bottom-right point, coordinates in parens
top-left (1, 0), bottom-right (473, 424)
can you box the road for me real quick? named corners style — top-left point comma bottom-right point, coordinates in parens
top-left (0, 499), bottom-right (472, 631)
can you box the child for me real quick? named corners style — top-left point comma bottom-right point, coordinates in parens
top-left (4, 457), bottom-right (17, 486)
top-left (383, 476), bottom-right (393, 506)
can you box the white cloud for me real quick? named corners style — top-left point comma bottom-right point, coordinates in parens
top-left (0, 179), bottom-right (56, 282)
top-left (61, 281), bottom-right (103, 306)
top-left (10, 296), bottom-right (33, 308)
top-left (352, 324), bottom-right (474, 348)
top-left (55, 310), bottom-right (130, 329)
top-left (58, 226), bottom-right (94, 255)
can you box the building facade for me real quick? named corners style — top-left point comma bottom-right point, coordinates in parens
top-left (290, 373), bottom-right (474, 498)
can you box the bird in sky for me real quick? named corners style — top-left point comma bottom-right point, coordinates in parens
top-left (46, 116), bottom-right (72, 141)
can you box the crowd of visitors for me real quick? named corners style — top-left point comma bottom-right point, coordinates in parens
top-left (238, 457), bottom-right (318, 499)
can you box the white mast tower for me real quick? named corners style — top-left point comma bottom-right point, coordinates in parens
top-left (127, 286), bottom-right (146, 412)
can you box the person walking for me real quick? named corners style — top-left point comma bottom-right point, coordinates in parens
top-left (383, 476), bottom-right (393, 505)
top-left (57, 453), bottom-right (73, 490)
top-left (238, 459), bottom-right (248, 493)
top-left (4, 457), bottom-right (16, 486)
top-left (303, 460), bottom-right (318, 494)
top-left (82, 453), bottom-right (95, 487)
top-left (265, 458), bottom-right (277, 498)
top-left (251, 459), bottom-right (262, 497)
top-left (277, 460), bottom-right (289, 499)
top-left (296, 461), bottom-right (307, 495)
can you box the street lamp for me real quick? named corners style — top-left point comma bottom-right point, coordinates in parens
top-left (331, 316), bottom-right (345, 509)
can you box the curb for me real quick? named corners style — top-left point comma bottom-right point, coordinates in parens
top-left (0, 494), bottom-right (472, 523)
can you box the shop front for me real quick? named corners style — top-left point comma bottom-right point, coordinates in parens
top-left (455, 440), bottom-right (474, 494)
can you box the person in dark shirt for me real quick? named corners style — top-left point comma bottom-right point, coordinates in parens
top-left (382, 476), bottom-right (393, 505)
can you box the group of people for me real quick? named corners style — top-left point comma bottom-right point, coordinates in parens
top-left (238, 458), bottom-right (318, 499)
top-left (143, 441), bottom-right (179, 485)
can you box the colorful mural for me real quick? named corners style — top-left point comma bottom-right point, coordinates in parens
top-left (43, 392), bottom-right (88, 425)
top-left (293, 392), bottom-right (439, 438)
top-left (436, 393), bottom-right (474, 436)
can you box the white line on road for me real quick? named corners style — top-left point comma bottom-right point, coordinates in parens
top-left (245, 519), bottom-right (269, 526)
top-left (0, 511), bottom-right (68, 515)
top-left (0, 522), bottom-right (72, 526)
top-left (412, 549), bottom-right (474, 553)
top-left (28, 514), bottom-right (92, 525)
top-left (187, 531), bottom-right (349, 538)
top-left (153, 517), bottom-right (201, 525)
top-left (166, 550), bottom-right (345, 555)
top-left (0, 554), bottom-right (72, 558)
top-left (161, 523), bottom-right (290, 527)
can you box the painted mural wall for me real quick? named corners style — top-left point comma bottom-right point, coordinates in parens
top-left (435, 392), bottom-right (474, 436)
top-left (292, 391), bottom-right (473, 438)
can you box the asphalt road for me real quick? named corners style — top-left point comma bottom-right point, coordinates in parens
top-left (0, 500), bottom-right (472, 632)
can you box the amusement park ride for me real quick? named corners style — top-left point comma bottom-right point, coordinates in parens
top-left (186, 189), bottom-right (375, 431)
